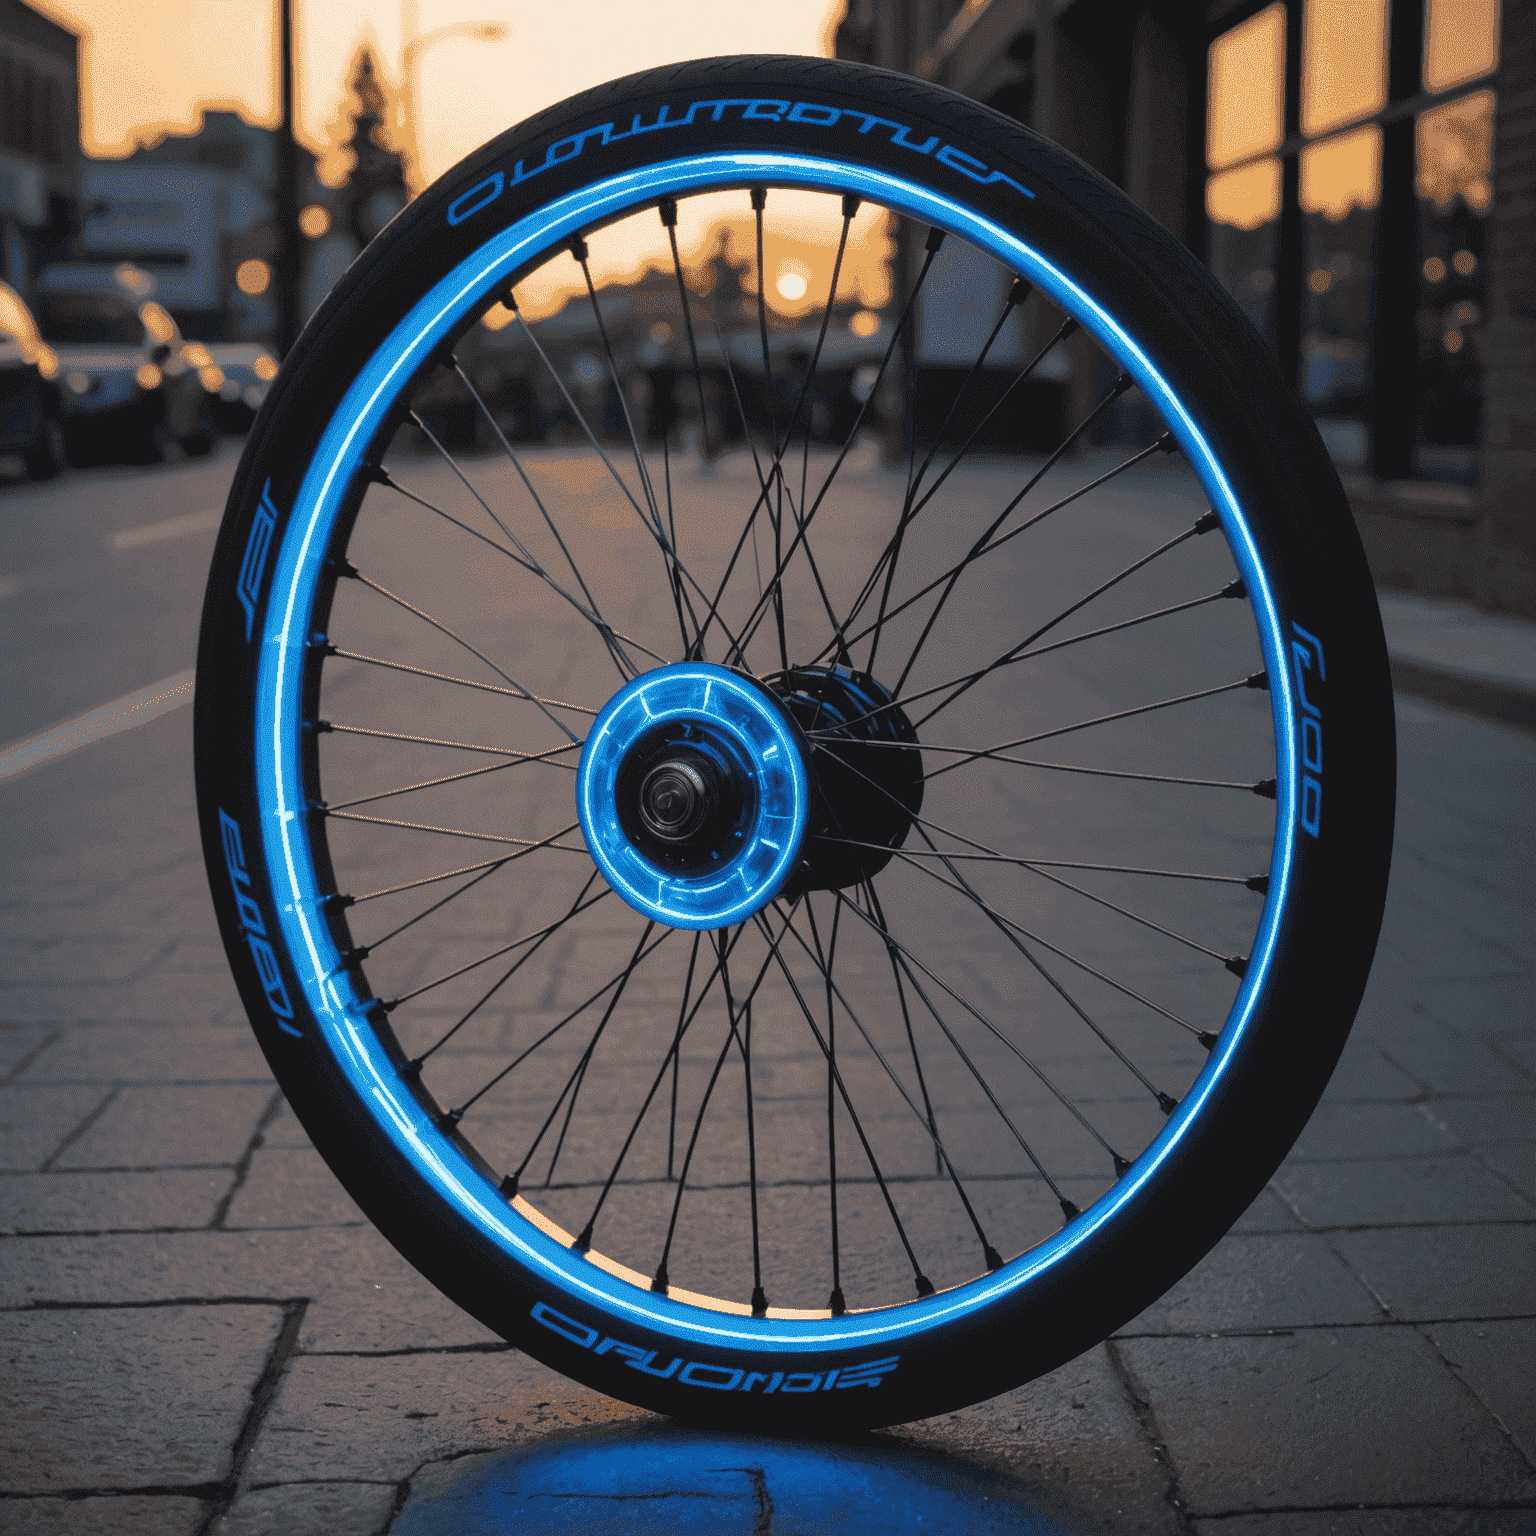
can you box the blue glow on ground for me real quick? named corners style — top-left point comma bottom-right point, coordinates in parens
top-left (255, 150), bottom-right (1298, 1354)
top-left (391, 1426), bottom-right (1072, 1535)
top-left (577, 663), bottom-right (810, 928)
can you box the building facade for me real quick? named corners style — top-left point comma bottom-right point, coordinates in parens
top-left (0, 0), bottom-right (81, 303)
top-left (836, 0), bottom-right (1533, 616)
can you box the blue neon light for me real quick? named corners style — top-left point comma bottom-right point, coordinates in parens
top-left (577, 663), bottom-right (810, 929)
top-left (254, 150), bottom-right (1297, 1354)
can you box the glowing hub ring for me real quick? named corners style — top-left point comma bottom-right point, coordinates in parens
top-left (577, 663), bottom-right (811, 929)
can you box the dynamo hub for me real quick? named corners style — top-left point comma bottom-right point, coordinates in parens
top-left (576, 661), bottom-right (922, 928)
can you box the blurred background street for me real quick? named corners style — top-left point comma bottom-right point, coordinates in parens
top-left (3, 0), bottom-right (1534, 1530)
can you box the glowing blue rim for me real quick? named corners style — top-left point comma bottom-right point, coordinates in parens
top-left (576, 662), bottom-right (810, 930)
top-left (255, 150), bottom-right (1297, 1356)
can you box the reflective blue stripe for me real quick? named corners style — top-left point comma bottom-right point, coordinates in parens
top-left (254, 150), bottom-right (1297, 1355)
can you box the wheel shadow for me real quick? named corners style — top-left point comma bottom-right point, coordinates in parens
top-left (392, 1421), bottom-right (1079, 1534)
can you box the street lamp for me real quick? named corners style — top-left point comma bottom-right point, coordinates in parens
top-left (398, 1), bottom-right (509, 193)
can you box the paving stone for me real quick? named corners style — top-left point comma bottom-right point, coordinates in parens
top-left (258, 1098), bottom-right (313, 1149)
top-left (1490, 1036), bottom-right (1536, 1082)
top-left (1381, 1036), bottom-right (1536, 1098)
top-left (1427, 1093), bottom-right (1536, 1149)
top-left (0, 1021), bottom-right (61, 1083)
top-left (210, 1480), bottom-right (399, 1535)
top-left (0, 1494), bottom-right (209, 1533)
top-left (1284, 1101), bottom-right (1461, 1162)
top-left (20, 1023), bottom-right (270, 1084)
top-left (1230, 1186), bottom-right (1303, 1233)
top-left (1120, 1232), bottom-right (1381, 1335)
top-left (1271, 1154), bottom-right (1536, 1228)
top-left (1190, 1510), bottom-right (1536, 1535)
top-left (1331, 1223), bottom-right (1536, 1320)
top-left (222, 1148), bottom-right (368, 1229)
top-left (1481, 1144), bottom-right (1536, 1203)
top-left (0, 1169), bottom-right (232, 1233)
top-left (1116, 1328), bottom-right (1535, 1511)
top-left (0, 1304), bottom-right (282, 1492)
top-left (243, 1349), bottom-right (653, 1484)
top-left (1316, 1038), bottom-right (1422, 1102)
top-left (398, 1422), bottom-right (1114, 1536)
top-left (890, 1344), bottom-right (1180, 1534)
top-left (1424, 1319), bottom-right (1536, 1466)
top-left (0, 1228), bottom-right (500, 1353)
top-left (0, 1084), bottom-right (111, 1171)
top-left (54, 1084), bottom-right (275, 1169)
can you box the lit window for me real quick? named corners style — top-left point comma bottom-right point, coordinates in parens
top-left (1452, 249), bottom-right (1477, 277)
top-left (1423, 0), bottom-right (1499, 92)
top-left (1417, 92), bottom-right (1494, 211)
top-left (1423, 256), bottom-right (1446, 282)
top-left (1300, 124), bottom-right (1382, 219)
top-left (1207, 4), bottom-right (1285, 169)
top-left (1309, 268), bottom-right (1333, 293)
top-left (1301, 0), bottom-right (1388, 137)
top-left (1207, 159), bottom-right (1283, 231)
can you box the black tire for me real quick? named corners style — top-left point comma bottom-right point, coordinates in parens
top-left (196, 55), bottom-right (1394, 1430)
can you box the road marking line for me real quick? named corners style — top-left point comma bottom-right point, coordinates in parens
top-left (0, 669), bottom-right (196, 782)
top-left (111, 508), bottom-right (223, 551)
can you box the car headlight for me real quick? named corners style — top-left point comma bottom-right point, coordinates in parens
top-left (200, 365), bottom-right (225, 393)
top-left (136, 363), bottom-right (163, 390)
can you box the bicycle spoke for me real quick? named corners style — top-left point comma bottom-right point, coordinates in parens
top-left (324, 742), bottom-right (580, 812)
top-left (392, 874), bottom-right (609, 1017)
top-left (821, 840), bottom-right (1255, 887)
top-left (751, 187), bottom-right (789, 672)
top-left (802, 895), bottom-right (846, 1312)
top-left (340, 565), bottom-right (585, 742)
top-left (717, 933), bottom-right (769, 1314)
top-left (326, 647), bottom-right (598, 716)
top-left (325, 808), bottom-right (585, 852)
top-left (414, 871), bottom-right (606, 1061)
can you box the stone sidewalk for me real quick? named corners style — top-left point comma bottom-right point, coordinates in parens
top-left (2, 678), bottom-right (1531, 1534)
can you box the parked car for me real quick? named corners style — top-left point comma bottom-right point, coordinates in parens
top-left (0, 282), bottom-right (66, 480)
top-left (197, 342), bottom-right (279, 434)
top-left (33, 264), bottom-right (212, 465)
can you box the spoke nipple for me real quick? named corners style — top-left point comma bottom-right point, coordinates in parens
top-left (1113, 1155), bottom-right (1133, 1178)
top-left (1059, 316), bottom-right (1081, 340)
top-left (1246, 874), bottom-right (1270, 894)
top-left (401, 1058), bottom-right (423, 1081)
top-left (337, 945), bottom-right (370, 969)
top-left (1193, 510), bottom-right (1220, 535)
top-left (568, 235), bottom-right (589, 262)
top-left (828, 1286), bottom-right (847, 1315)
top-left (1112, 371), bottom-right (1135, 397)
top-left (309, 798), bottom-right (328, 812)
top-left (842, 193), bottom-right (861, 220)
top-left (1225, 954), bottom-right (1249, 978)
top-left (438, 1108), bottom-right (464, 1131)
top-left (1245, 670), bottom-right (1270, 690)
top-left (499, 1173), bottom-right (518, 1198)
top-left (321, 892), bottom-right (354, 910)
top-left (983, 1245), bottom-right (1005, 1272)
top-left (1223, 578), bottom-right (1247, 600)
top-left (1157, 430), bottom-right (1179, 453)
top-left (914, 1273), bottom-right (936, 1299)
top-left (1197, 1030), bottom-right (1219, 1051)
top-left (650, 1265), bottom-right (670, 1293)
top-left (749, 186), bottom-right (767, 210)
top-left (360, 463), bottom-right (390, 485)
top-left (1059, 1199), bottom-right (1082, 1222)
top-left (380, 997), bottom-right (399, 1014)
top-left (1252, 777), bottom-right (1278, 799)
top-left (326, 557), bottom-right (359, 579)
top-left (751, 1286), bottom-right (769, 1317)
top-left (308, 631), bottom-right (330, 647)
top-left (1008, 277), bottom-right (1033, 308)
top-left (924, 226), bottom-right (946, 253)
top-left (575, 1224), bottom-right (594, 1253)
top-left (658, 197), bottom-right (678, 229)
top-left (1157, 1093), bottom-right (1179, 1115)
top-left (303, 719), bottom-right (333, 734)
top-left (499, 286), bottom-right (518, 313)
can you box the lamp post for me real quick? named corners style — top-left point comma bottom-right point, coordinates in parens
top-left (398, 0), bottom-right (508, 194)
top-left (274, 0), bottom-right (301, 355)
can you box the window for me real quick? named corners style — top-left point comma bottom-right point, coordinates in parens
top-left (1205, 0), bottom-right (1500, 483)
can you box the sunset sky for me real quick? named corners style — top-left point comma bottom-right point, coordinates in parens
top-left (29, 0), bottom-right (844, 184)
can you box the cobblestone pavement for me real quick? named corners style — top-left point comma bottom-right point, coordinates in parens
top-left (2, 448), bottom-right (1533, 1535)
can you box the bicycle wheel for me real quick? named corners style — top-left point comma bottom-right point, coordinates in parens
top-left (195, 55), bottom-right (1394, 1429)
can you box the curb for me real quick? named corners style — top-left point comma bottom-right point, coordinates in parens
top-left (1390, 655), bottom-right (1536, 734)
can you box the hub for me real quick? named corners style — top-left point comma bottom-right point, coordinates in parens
top-left (770, 665), bottom-right (924, 896)
top-left (576, 663), bottom-right (811, 930)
